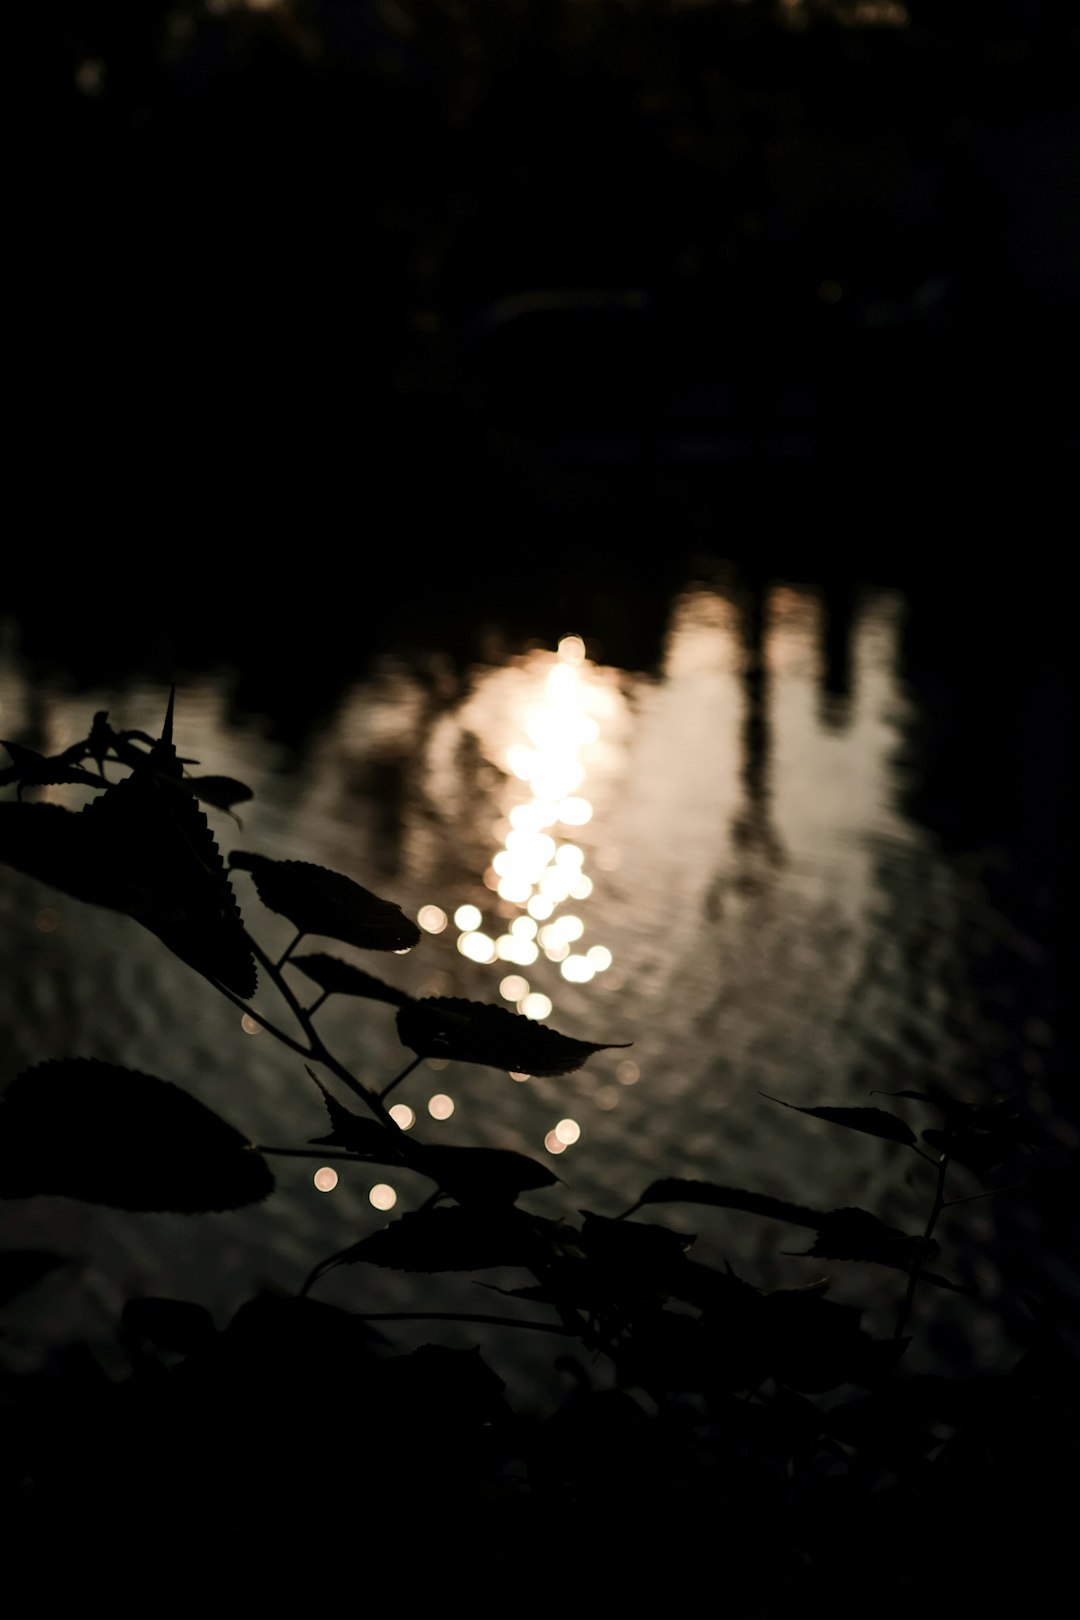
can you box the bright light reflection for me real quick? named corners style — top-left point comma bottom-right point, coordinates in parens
top-left (555, 1118), bottom-right (581, 1145)
top-left (389, 1104), bottom-right (415, 1130)
top-left (313, 1167), bottom-right (338, 1192)
top-left (595, 1086), bottom-right (619, 1110)
top-left (557, 797), bottom-right (593, 826)
top-left (428, 1094), bottom-right (454, 1120)
top-left (458, 931), bottom-right (496, 963)
top-left (509, 1071), bottom-right (530, 1082)
top-left (241, 1014), bottom-right (262, 1035)
top-left (457, 636), bottom-right (622, 1021)
top-left (369, 1184), bottom-right (397, 1211)
top-left (617, 1060), bottom-right (640, 1086)
top-left (418, 905), bottom-right (448, 933)
top-left (544, 1130), bottom-right (567, 1155)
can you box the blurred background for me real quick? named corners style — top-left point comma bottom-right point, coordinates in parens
top-left (2, 1), bottom-right (1077, 1403)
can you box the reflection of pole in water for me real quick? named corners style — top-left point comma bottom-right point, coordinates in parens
top-left (818, 579), bottom-right (855, 731)
top-left (731, 574), bottom-right (781, 861)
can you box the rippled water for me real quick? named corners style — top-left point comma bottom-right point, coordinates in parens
top-left (0, 574), bottom-right (1068, 1399)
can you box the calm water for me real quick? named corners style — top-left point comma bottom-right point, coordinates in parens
top-left (0, 571), bottom-right (1069, 1398)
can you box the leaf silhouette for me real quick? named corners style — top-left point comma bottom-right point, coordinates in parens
top-left (230, 852), bottom-right (420, 953)
top-left (793, 1208), bottom-right (936, 1268)
top-left (0, 1060), bottom-right (274, 1211)
top-left (80, 751), bottom-right (256, 996)
top-left (396, 997), bottom-right (629, 1076)
top-left (635, 1178), bottom-right (823, 1227)
top-left (408, 1143), bottom-right (560, 1205)
top-left (291, 954), bottom-right (412, 1006)
top-left (760, 1095), bottom-right (917, 1147)
top-left (578, 1211), bottom-right (695, 1291)
top-left (186, 776), bottom-right (254, 821)
top-left (0, 696), bottom-right (256, 997)
top-left (340, 1206), bottom-right (554, 1271)
top-left (0, 740), bottom-right (105, 796)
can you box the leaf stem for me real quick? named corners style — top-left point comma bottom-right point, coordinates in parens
top-left (894, 1150), bottom-right (951, 1340)
top-left (277, 930), bottom-right (304, 969)
top-left (256, 1145), bottom-right (371, 1162)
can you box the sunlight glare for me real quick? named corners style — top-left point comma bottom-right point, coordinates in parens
top-left (417, 905), bottom-right (448, 934)
top-left (544, 1130), bottom-right (568, 1155)
top-left (500, 974), bottom-right (529, 1001)
top-left (453, 904), bottom-right (482, 931)
top-left (369, 1184), bottom-right (397, 1211)
top-left (521, 992), bottom-right (552, 1021)
top-left (389, 1104), bottom-right (415, 1130)
top-left (554, 1118), bottom-right (581, 1145)
top-left (313, 1167), bottom-right (338, 1192)
top-left (428, 1094), bottom-right (455, 1120)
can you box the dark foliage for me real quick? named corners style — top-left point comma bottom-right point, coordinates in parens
top-left (1, 693), bottom-right (1076, 1603)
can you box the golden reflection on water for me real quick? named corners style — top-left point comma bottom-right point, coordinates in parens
top-left (415, 634), bottom-right (621, 1051)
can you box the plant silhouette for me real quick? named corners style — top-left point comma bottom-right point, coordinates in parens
top-left (0, 694), bottom-right (1075, 1608)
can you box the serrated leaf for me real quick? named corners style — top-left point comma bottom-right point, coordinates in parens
top-left (0, 710), bottom-right (257, 1000)
top-left (341, 1206), bottom-right (552, 1271)
top-left (409, 1143), bottom-right (560, 1205)
top-left (635, 1178), bottom-right (823, 1227)
top-left (230, 851), bottom-right (420, 953)
top-left (761, 1095), bottom-right (917, 1147)
top-left (396, 997), bottom-right (629, 1077)
top-left (578, 1211), bottom-right (695, 1293)
top-left (794, 1207), bottom-right (936, 1268)
top-left (0, 1060), bottom-right (274, 1212)
top-left (291, 954), bottom-right (412, 1006)
top-left (0, 740), bottom-right (105, 795)
top-left (81, 759), bottom-right (256, 996)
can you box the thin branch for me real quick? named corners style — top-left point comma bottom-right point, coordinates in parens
top-left (380, 1055), bottom-right (422, 1101)
top-left (277, 929), bottom-right (304, 969)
